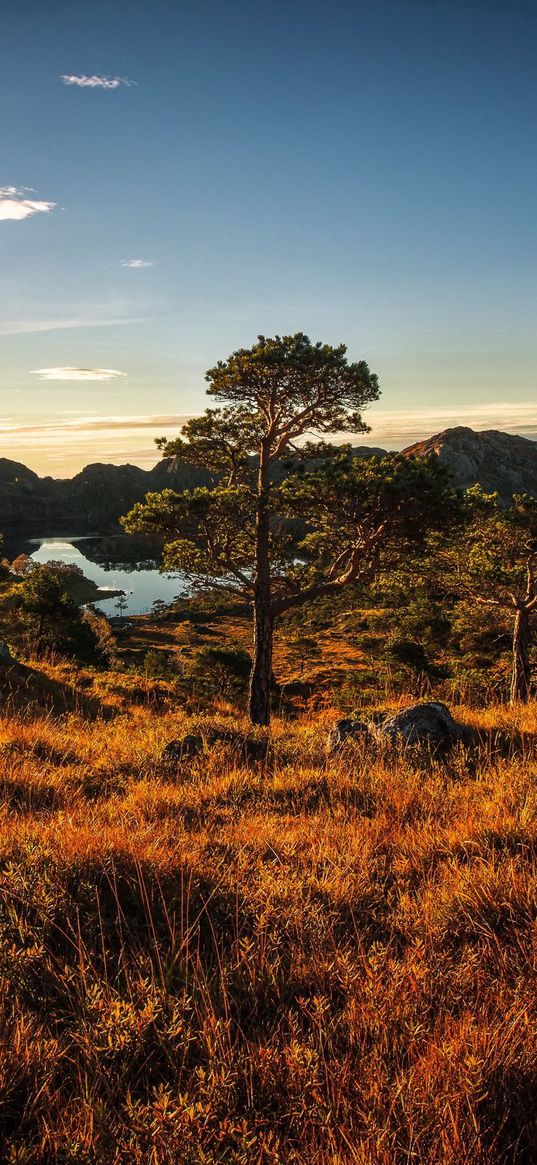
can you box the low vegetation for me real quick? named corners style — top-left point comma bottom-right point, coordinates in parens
top-left (0, 661), bottom-right (536, 1162)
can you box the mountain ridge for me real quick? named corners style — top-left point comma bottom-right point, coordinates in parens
top-left (1, 427), bottom-right (536, 533)
top-left (403, 426), bottom-right (537, 498)
top-left (0, 456), bottom-right (212, 531)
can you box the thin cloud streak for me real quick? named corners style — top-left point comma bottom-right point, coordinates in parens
top-left (369, 400), bottom-right (537, 444)
top-left (61, 74), bottom-right (135, 89)
top-left (0, 316), bottom-right (147, 337)
top-left (121, 259), bottom-right (155, 268)
top-left (31, 367), bottom-right (127, 382)
top-left (2, 403), bottom-right (537, 446)
top-left (1, 414), bottom-right (190, 436)
top-left (0, 186), bottom-right (56, 221)
top-left (0, 415), bottom-right (192, 475)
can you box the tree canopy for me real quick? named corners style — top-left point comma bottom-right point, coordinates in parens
top-left (124, 332), bottom-right (457, 724)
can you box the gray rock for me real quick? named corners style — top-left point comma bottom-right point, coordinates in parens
top-left (328, 702), bottom-right (477, 756)
top-left (374, 702), bottom-right (477, 752)
top-left (161, 729), bottom-right (269, 765)
top-left (403, 427), bottom-right (537, 501)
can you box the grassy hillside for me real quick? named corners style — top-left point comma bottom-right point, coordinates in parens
top-left (0, 670), bottom-right (536, 1163)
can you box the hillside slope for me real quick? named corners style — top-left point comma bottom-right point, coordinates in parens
top-left (0, 447), bottom-right (385, 531)
top-left (0, 456), bottom-right (211, 531)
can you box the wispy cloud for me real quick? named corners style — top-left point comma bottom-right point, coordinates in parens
top-left (5, 403), bottom-right (537, 443)
top-left (61, 74), bottom-right (135, 90)
top-left (0, 186), bottom-right (56, 222)
top-left (0, 414), bottom-right (191, 474)
top-left (0, 316), bottom-right (145, 337)
top-left (1, 414), bottom-right (189, 436)
top-left (121, 259), bottom-right (155, 269)
top-left (369, 400), bottom-right (537, 445)
top-left (31, 367), bottom-right (127, 382)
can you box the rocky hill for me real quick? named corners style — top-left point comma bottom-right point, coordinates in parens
top-left (402, 426), bottom-right (537, 499)
top-left (0, 456), bottom-right (211, 533)
top-left (1, 427), bottom-right (536, 534)
top-left (0, 446), bottom-right (387, 533)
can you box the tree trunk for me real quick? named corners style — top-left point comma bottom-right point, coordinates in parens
top-left (249, 438), bottom-right (273, 726)
top-left (510, 605), bottom-right (531, 703)
top-left (249, 599), bottom-right (274, 725)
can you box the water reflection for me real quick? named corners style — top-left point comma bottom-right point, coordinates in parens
top-left (26, 535), bottom-right (186, 616)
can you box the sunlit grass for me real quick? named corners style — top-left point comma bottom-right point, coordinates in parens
top-left (0, 691), bottom-right (536, 1162)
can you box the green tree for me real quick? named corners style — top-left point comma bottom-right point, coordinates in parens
top-left (114, 593), bottom-right (129, 617)
top-left (0, 533), bottom-right (10, 582)
top-left (123, 333), bottom-right (453, 725)
top-left (19, 564), bottom-right (100, 662)
top-left (441, 489), bottom-right (537, 703)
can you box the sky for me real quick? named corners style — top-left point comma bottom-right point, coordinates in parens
top-left (1, 0), bottom-right (536, 476)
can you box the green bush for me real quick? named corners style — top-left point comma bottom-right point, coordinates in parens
top-left (188, 643), bottom-right (252, 698)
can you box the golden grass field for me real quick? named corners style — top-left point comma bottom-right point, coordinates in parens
top-left (0, 672), bottom-right (536, 1163)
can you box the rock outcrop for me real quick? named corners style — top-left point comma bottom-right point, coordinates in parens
top-left (0, 641), bottom-right (13, 666)
top-left (326, 718), bottom-right (375, 752)
top-left (328, 702), bottom-right (477, 755)
top-left (403, 426), bottom-right (537, 500)
top-left (0, 458), bottom-right (45, 527)
top-left (377, 702), bottom-right (477, 749)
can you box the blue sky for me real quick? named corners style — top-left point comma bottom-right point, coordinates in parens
top-left (1, 0), bottom-right (536, 474)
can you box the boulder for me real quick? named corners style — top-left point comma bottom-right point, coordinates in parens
top-left (161, 735), bottom-right (203, 763)
top-left (327, 702), bottom-right (477, 756)
top-left (376, 702), bottom-right (476, 751)
top-left (202, 728), bottom-right (270, 763)
top-left (161, 728), bottom-right (269, 765)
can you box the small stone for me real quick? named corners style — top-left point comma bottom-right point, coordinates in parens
top-left (0, 641), bottom-right (13, 667)
top-left (327, 718), bottom-right (373, 753)
top-left (161, 735), bottom-right (203, 763)
top-left (204, 728), bottom-right (269, 762)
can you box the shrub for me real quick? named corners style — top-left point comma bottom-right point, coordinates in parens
top-left (188, 643), bottom-right (252, 698)
top-left (18, 565), bottom-right (101, 663)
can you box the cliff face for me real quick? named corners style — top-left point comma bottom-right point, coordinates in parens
top-left (60, 461), bottom-right (210, 527)
top-left (402, 427), bottom-right (537, 499)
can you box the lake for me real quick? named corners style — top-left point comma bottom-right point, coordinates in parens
top-left (27, 536), bottom-right (187, 616)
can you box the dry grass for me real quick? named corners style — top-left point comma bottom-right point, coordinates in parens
top-left (0, 692), bottom-right (536, 1163)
